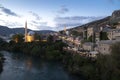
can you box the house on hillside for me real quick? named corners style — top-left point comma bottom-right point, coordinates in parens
top-left (97, 40), bottom-right (120, 54)
top-left (116, 22), bottom-right (120, 29)
top-left (86, 26), bottom-right (101, 42)
top-left (107, 29), bottom-right (120, 40)
top-left (87, 27), bottom-right (94, 39)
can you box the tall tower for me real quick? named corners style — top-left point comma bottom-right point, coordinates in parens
top-left (25, 21), bottom-right (27, 42)
top-left (64, 26), bottom-right (66, 32)
top-left (64, 26), bottom-right (66, 35)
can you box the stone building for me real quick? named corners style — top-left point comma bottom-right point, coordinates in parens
top-left (107, 29), bottom-right (120, 40)
top-left (97, 40), bottom-right (119, 54)
top-left (82, 42), bottom-right (94, 51)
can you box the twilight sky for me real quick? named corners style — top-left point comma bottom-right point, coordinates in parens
top-left (0, 0), bottom-right (120, 31)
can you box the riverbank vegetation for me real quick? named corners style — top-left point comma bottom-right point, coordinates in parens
top-left (5, 41), bottom-right (66, 61)
top-left (63, 42), bottom-right (120, 80)
top-left (0, 53), bottom-right (4, 73)
top-left (0, 38), bottom-right (6, 73)
top-left (0, 37), bottom-right (120, 80)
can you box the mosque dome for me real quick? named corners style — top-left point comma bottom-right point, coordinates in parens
top-left (28, 31), bottom-right (35, 36)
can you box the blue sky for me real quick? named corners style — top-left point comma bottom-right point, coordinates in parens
top-left (0, 0), bottom-right (120, 31)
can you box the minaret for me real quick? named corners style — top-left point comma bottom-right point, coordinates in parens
top-left (64, 26), bottom-right (66, 34)
top-left (64, 26), bottom-right (66, 32)
top-left (25, 21), bottom-right (27, 42)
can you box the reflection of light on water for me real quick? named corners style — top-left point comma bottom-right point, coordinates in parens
top-left (0, 51), bottom-right (80, 80)
top-left (26, 58), bottom-right (32, 70)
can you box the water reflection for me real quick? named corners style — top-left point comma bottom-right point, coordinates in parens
top-left (25, 58), bottom-right (32, 70)
top-left (0, 51), bottom-right (80, 80)
top-left (0, 62), bottom-right (3, 74)
top-left (0, 53), bottom-right (5, 74)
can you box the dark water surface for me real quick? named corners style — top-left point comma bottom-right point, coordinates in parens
top-left (0, 51), bottom-right (81, 80)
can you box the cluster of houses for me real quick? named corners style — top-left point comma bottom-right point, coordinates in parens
top-left (59, 22), bottom-right (120, 57)
top-left (1, 20), bottom-right (120, 58)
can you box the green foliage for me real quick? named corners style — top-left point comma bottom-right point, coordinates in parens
top-left (100, 32), bottom-right (109, 40)
top-left (87, 35), bottom-right (95, 42)
top-left (62, 42), bottom-right (120, 80)
top-left (34, 33), bottom-right (41, 41)
top-left (44, 42), bottom-right (66, 60)
top-left (46, 50), bottom-right (62, 60)
top-left (81, 64), bottom-right (97, 80)
top-left (0, 38), bottom-right (8, 50)
top-left (12, 34), bottom-right (24, 43)
top-left (0, 38), bottom-right (4, 43)
top-left (31, 46), bottom-right (41, 56)
top-left (59, 31), bottom-right (64, 34)
top-left (0, 52), bottom-right (4, 73)
top-left (87, 35), bottom-right (93, 42)
top-left (47, 35), bottom-right (54, 43)
top-left (2, 37), bottom-right (120, 80)
top-left (111, 42), bottom-right (120, 68)
top-left (54, 42), bottom-right (67, 51)
top-left (84, 31), bottom-right (87, 40)
top-left (71, 30), bottom-right (83, 37)
top-left (3, 40), bottom-right (66, 61)
top-left (95, 55), bottom-right (115, 80)
top-left (110, 18), bottom-right (120, 26)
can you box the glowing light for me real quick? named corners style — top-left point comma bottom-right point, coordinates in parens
top-left (42, 40), bottom-right (47, 42)
top-left (15, 38), bottom-right (18, 43)
top-left (26, 35), bottom-right (34, 42)
top-left (24, 21), bottom-right (35, 42)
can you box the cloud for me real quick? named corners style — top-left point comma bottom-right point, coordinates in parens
top-left (37, 26), bottom-right (54, 30)
top-left (30, 21), bottom-right (49, 29)
top-left (0, 6), bottom-right (56, 31)
top-left (108, 0), bottom-right (114, 3)
top-left (0, 6), bottom-right (18, 16)
top-left (29, 11), bottom-right (41, 20)
top-left (0, 7), bottom-right (47, 30)
top-left (0, 6), bottom-right (106, 31)
top-left (54, 16), bottom-right (104, 30)
top-left (29, 21), bottom-right (55, 30)
top-left (57, 5), bottom-right (69, 14)
top-left (108, 0), bottom-right (120, 4)
top-left (31, 20), bottom-right (47, 26)
top-left (0, 17), bottom-right (24, 28)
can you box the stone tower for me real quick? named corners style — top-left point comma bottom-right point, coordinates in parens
top-left (25, 21), bottom-right (27, 42)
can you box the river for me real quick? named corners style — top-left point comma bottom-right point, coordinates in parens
top-left (0, 51), bottom-right (81, 80)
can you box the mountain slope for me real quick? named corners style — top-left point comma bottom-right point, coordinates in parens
top-left (0, 26), bottom-right (56, 36)
top-left (68, 10), bottom-right (120, 32)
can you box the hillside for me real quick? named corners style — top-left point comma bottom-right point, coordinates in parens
top-left (0, 26), bottom-right (56, 36)
top-left (68, 9), bottom-right (120, 33)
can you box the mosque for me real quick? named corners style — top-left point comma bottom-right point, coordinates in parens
top-left (24, 21), bottom-right (35, 42)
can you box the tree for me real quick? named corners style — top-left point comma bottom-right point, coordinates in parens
top-left (70, 30), bottom-right (83, 37)
top-left (87, 35), bottom-right (95, 42)
top-left (12, 34), bottom-right (24, 43)
top-left (47, 35), bottom-right (54, 43)
top-left (111, 42), bottom-right (120, 68)
top-left (100, 31), bottom-right (109, 40)
top-left (34, 33), bottom-right (41, 41)
top-left (0, 38), bottom-right (4, 43)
